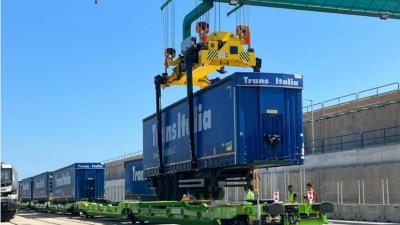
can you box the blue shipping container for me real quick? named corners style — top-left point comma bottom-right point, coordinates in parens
top-left (143, 72), bottom-right (304, 176)
top-left (20, 178), bottom-right (33, 202)
top-left (32, 172), bottom-right (52, 201)
top-left (125, 158), bottom-right (156, 200)
top-left (52, 163), bottom-right (105, 202)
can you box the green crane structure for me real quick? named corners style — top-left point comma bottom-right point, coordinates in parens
top-left (168, 0), bottom-right (400, 39)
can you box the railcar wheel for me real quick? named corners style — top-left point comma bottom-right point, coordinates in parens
top-left (235, 216), bottom-right (249, 225)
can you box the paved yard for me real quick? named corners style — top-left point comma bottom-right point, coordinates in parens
top-left (3, 211), bottom-right (399, 225)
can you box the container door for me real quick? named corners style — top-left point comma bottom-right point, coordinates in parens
top-left (86, 177), bottom-right (95, 200)
top-left (262, 112), bottom-right (283, 159)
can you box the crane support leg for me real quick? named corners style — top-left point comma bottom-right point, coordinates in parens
top-left (155, 75), bottom-right (165, 174)
top-left (184, 48), bottom-right (198, 170)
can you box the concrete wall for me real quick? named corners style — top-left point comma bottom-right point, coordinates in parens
top-left (303, 91), bottom-right (400, 154)
top-left (257, 144), bottom-right (400, 223)
top-left (104, 179), bottom-right (125, 202)
top-left (103, 154), bottom-right (142, 201)
top-left (104, 153), bottom-right (142, 181)
top-left (223, 144), bottom-right (400, 222)
top-left (105, 160), bottom-right (125, 181)
top-left (304, 90), bottom-right (400, 122)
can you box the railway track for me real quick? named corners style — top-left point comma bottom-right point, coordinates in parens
top-left (5, 211), bottom-right (399, 225)
top-left (4, 211), bottom-right (132, 225)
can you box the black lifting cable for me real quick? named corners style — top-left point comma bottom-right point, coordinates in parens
top-left (161, 0), bottom-right (176, 50)
top-left (214, 1), bottom-right (217, 32)
top-left (213, 1), bottom-right (222, 32)
top-left (161, 3), bottom-right (168, 50)
top-left (172, 0), bottom-right (175, 49)
top-left (219, 0), bottom-right (221, 31)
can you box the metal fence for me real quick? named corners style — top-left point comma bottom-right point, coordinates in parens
top-left (303, 82), bottom-right (399, 114)
top-left (103, 151), bottom-right (143, 181)
top-left (224, 152), bottom-right (400, 206)
top-left (258, 161), bottom-right (400, 206)
top-left (305, 126), bottom-right (400, 155)
top-left (102, 151), bottom-right (143, 164)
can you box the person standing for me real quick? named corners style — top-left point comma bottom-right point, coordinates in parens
top-left (245, 187), bottom-right (255, 203)
top-left (287, 185), bottom-right (297, 203)
top-left (305, 182), bottom-right (317, 204)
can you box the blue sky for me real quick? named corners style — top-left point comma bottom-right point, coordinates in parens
top-left (2, 0), bottom-right (399, 179)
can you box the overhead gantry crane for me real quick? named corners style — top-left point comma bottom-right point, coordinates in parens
top-left (155, 0), bottom-right (400, 173)
top-left (159, 0), bottom-right (400, 88)
top-left (154, 0), bottom-right (400, 190)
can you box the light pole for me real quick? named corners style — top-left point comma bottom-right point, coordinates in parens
top-left (306, 99), bottom-right (315, 154)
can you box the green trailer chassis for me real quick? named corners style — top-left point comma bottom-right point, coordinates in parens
top-left (122, 201), bottom-right (332, 225)
top-left (21, 200), bottom-right (333, 225)
top-left (28, 202), bottom-right (80, 215)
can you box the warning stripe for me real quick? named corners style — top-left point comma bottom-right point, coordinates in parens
top-left (207, 51), bottom-right (219, 61)
top-left (240, 51), bottom-right (251, 62)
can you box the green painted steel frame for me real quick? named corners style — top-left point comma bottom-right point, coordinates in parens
top-left (20, 201), bottom-right (328, 225)
top-left (183, 0), bottom-right (214, 39)
top-left (125, 201), bottom-right (328, 225)
top-left (181, 0), bottom-right (400, 39)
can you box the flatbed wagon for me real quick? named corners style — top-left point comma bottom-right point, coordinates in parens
top-left (25, 199), bottom-right (332, 225)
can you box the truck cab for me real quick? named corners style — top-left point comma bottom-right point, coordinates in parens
top-left (1, 162), bottom-right (18, 222)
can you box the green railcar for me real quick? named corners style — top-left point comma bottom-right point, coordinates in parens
top-left (79, 201), bottom-right (128, 218)
top-left (122, 200), bottom-right (333, 225)
top-left (21, 200), bottom-right (333, 225)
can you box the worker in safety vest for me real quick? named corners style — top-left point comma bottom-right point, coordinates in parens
top-left (287, 185), bottom-right (297, 203)
top-left (181, 193), bottom-right (195, 202)
top-left (245, 187), bottom-right (255, 202)
top-left (304, 182), bottom-right (317, 204)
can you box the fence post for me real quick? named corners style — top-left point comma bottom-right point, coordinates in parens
top-left (360, 132), bottom-right (364, 149)
top-left (383, 128), bottom-right (387, 146)
top-left (340, 136), bottom-right (343, 151)
top-left (322, 139), bottom-right (325, 153)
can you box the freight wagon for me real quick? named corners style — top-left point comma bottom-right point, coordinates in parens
top-left (52, 163), bottom-right (105, 203)
top-left (20, 177), bottom-right (33, 202)
top-left (124, 158), bottom-right (156, 201)
top-left (143, 72), bottom-right (304, 200)
top-left (32, 172), bottom-right (52, 202)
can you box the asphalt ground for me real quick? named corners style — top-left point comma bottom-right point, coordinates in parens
top-left (3, 211), bottom-right (400, 225)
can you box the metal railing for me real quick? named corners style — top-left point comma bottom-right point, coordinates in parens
top-left (305, 126), bottom-right (400, 155)
top-left (303, 82), bottom-right (400, 113)
top-left (102, 151), bottom-right (143, 164)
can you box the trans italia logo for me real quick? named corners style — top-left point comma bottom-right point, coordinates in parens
top-left (131, 166), bottom-right (144, 181)
top-left (54, 172), bottom-right (71, 187)
top-left (22, 182), bottom-right (30, 191)
top-left (35, 179), bottom-right (45, 189)
top-left (275, 77), bottom-right (299, 86)
top-left (243, 76), bottom-right (299, 87)
top-left (151, 103), bottom-right (212, 147)
top-left (243, 76), bottom-right (269, 85)
top-left (76, 164), bottom-right (103, 169)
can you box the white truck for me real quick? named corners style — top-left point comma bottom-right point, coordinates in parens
top-left (1, 162), bottom-right (18, 222)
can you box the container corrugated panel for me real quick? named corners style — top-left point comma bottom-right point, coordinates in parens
top-left (124, 158), bottom-right (156, 200)
top-left (32, 172), bottom-right (52, 201)
top-left (52, 163), bottom-right (104, 202)
top-left (143, 72), bottom-right (304, 177)
top-left (75, 163), bottom-right (105, 201)
top-left (52, 164), bottom-right (75, 202)
top-left (20, 178), bottom-right (33, 201)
